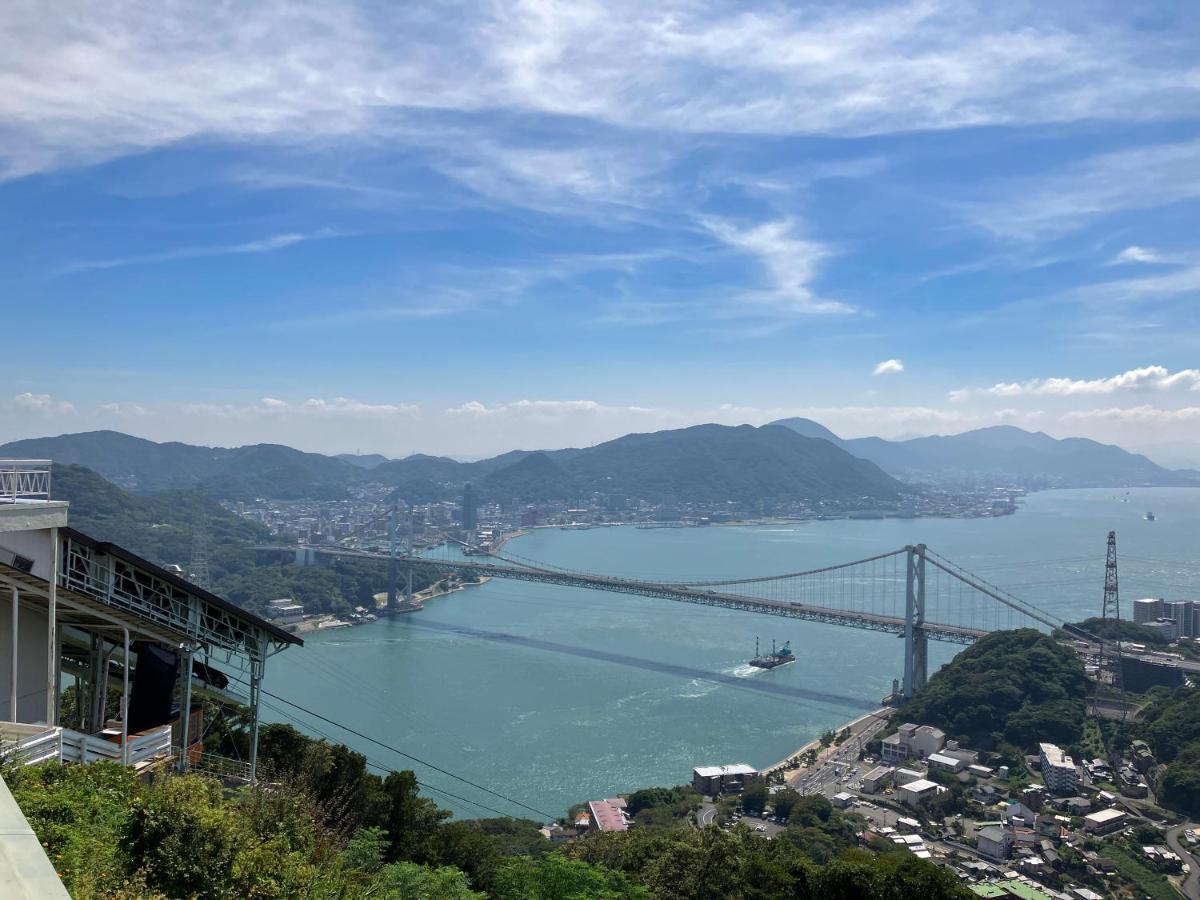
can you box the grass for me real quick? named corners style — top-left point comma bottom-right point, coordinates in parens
top-left (1080, 717), bottom-right (1107, 761)
top-left (1103, 844), bottom-right (1178, 900)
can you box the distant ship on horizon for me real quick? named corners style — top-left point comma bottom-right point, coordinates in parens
top-left (1146, 511), bottom-right (1156, 521)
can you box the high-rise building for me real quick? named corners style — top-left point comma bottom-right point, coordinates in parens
top-left (1039, 743), bottom-right (1079, 795)
top-left (461, 483), bottom-right (478, 532)
top-left (1133, 597), bottom-right (1163, 624)
top-left (1164, 600), bottom-right (1199, 638)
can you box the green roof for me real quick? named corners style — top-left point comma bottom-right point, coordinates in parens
top-left (970, 880), bottom-right (1055, 900)
top-left (969, 886), bottom-right (1007, 898)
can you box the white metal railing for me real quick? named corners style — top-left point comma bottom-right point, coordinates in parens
top-left (2, 721), bottom-right (174, 768)
top-left (58, 725), bottom-right (173, 766)
top-left (0, 721), bottom-right (63, 766)
top-left (169, 747), bottom-right (253, 782)
top-left (0, 460), bottom-right (52, 503)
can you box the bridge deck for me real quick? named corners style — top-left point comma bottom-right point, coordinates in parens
top-left (403, 557), bottom-right (986, 645)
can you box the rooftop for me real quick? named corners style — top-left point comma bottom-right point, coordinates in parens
top-left (694, 763), bottom-right (757, 777)
top-left (900, 778), bottom-right (941, 793)
top-left (588, 798), bottom-right (629, 832)
top-left (1039, 743), bottom-right (1073, 767)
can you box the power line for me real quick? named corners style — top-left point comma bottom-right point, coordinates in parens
top-left (255, 695), bottom-right (515, 820)
top-left (242, 680), bottom-right (557, 821)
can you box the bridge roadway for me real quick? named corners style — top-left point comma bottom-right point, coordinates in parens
top-left (398, 556), bottom-right (987, 645)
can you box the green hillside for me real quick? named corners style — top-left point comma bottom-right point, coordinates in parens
top-left (12, 425), bottom-right (905, 506)
top-left (4, 430), bottom-right (359, 499)
top-left (50, 463), bottom-right (267, 569)
top-left (896, 629), bottom-right (1089, 751)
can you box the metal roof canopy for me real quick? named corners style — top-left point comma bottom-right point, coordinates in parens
top-left (60, 527), bottom-right (301, 663)
top-left (0, 562), bottom-right (192, 649)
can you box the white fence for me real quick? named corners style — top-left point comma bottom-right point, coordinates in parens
top-left (0, 459), bottom-right (51, 503)
top-left (0, 722), bottom-right (62, 766)
top-left (0, 721), bottom-right (172, 768)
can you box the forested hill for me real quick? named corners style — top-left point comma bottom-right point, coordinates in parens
top-left (8, 424), bottom-right (905, 506)
top-left (475, 424), bottom-right (904, 504)
top-left (2, 430), bottom-right (359, 499)
top-left (896, 629), bottom-right (1090, 751)
top-left (49, 463), bottom-right (267, 567)
top-left (48, 464), bottom-right (408, 620)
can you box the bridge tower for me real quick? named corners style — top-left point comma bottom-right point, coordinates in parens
top-left (902, 544), bottom-right (928, 699)
top-left (386, 503), bottom-right (399, 611)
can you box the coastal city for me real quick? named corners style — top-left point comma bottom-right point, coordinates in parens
top-left (225, 481), bottom-right (1023, 555)
top-left (4, 1), bottom-right (1200, 897)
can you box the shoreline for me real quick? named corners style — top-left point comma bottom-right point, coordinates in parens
top-left (766, 707), bottom-right (892, 781)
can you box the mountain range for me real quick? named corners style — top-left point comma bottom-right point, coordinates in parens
top-left (769, 418), bottom-right (1199, 488)
top-left (5, 425), bottom-right (901, 504)
top-left (4, 419), bottom-right (1195, 505)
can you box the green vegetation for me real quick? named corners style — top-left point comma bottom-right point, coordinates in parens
top-left (1060, 616), bottom-right (1170, 646)
top-left (897, 629), bottom-right (1089, 751)
top-left (51, 463), bottom-right (440, 618)
top-left (8, 722), bottom-right (971, 900)
top-left (567, 828), bottom-right (969, 900)
top-left (1117, 684), bottom-right (1200, 816)
top-left (1161, 741), bottom-right (1200, 816)
top-left (21, 423), bottom-right (904, 508)
top-left (1102, 843), bottom-right (1179, 900)
top-left (4, 429), bottom-right (359, 499)
top-left (625, 786), bottom-right (702, 828)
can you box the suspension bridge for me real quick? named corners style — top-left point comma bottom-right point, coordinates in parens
top-left (385, 541), bottom-right (1070, 699)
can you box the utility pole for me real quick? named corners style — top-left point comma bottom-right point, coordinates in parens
top-left (1102, 530), bottom-right (1123, 692)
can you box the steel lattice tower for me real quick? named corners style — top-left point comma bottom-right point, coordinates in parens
top-left (188, 510), bottom-right (211, 590)
top-left (1103, 530), bottom-right (1119, 620)
top-left (1102, 530), bottom-right (1123, 693)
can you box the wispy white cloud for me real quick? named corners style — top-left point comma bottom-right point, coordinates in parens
top-left (1109, 245), bottom-right (1164, 265)
top-left (1, 1), bottom-right (1195, 179)
top-left (180, 396), bottom-right (418, 419)
top-left (1064, 405), bottom-right (1200, 424)
top-left (445, 399), bottom-right (659, 419)
top-left (963, 140), bottom-right (1200, 240)
top-left (60, 231), bottom-right (333, 274)
top-left (12, 392), bottom-right (76, 415)
top-left (701, 217), bottom-right (850, 315)
top-left (873, 359), bottom-right (904, 376)
top-left (984, 365), bottom-right (1200, 397)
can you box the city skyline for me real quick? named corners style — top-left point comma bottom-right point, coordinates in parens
top-left (3, 1), bottom-right (1199, 461)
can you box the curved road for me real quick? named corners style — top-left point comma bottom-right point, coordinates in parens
top-left (1165, 825), bottom-right (1199, 900)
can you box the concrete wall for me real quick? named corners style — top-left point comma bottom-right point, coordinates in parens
top-left (0, 528), bottom-right (54, 581)
top-left (0, 594), bottom-right (50, 723)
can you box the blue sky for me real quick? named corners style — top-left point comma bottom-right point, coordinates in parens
top-left (3, 0), bottom-right (1200, 461)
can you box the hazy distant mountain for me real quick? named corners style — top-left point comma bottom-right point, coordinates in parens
top-left (476, 423), bottom-right (902, 504)
top-left (770, 418), bottom-right (1199, 488)
top-left (336, 453), bottom-right (390, 469)
top-left (0, 430), bottom-right (359, 499)
top-left (481, 452), bottom-right (577, 501)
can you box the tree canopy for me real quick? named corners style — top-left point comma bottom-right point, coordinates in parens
top-left (896, 629), bottom-right (1089, 750)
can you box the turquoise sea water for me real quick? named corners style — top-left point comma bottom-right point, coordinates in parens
top-left (269, 487), bottom-right (1200, 819)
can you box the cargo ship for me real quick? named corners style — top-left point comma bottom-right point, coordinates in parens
top-left (749, 637), bottom-right (795, 669)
